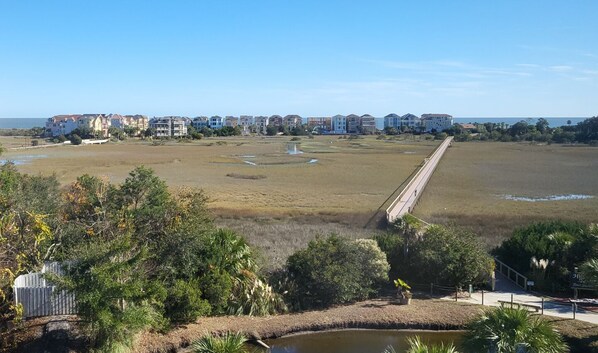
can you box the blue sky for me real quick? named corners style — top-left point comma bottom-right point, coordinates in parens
top-left (0, 1), bottom-right (597, 118)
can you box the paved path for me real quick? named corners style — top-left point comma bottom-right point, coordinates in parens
top-left (443, 271), bottom-right (598, 324)
top-left (386, 136), bottom-right (453, 223)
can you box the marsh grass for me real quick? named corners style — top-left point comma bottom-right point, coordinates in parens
top-left (415, 142), bottom-right (598, 249)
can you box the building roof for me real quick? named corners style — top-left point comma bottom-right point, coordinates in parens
top-left (385, 113), bottom-right (400, 118)
top-left (401, 113), bottom-right (420, 120)
top-left (421, 113), bottom-right (453, 119)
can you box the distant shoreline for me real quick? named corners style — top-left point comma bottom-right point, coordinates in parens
top-left (0, 117), bottom-right (589, 130)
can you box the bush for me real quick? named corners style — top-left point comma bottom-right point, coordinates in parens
top-left (373, 233), bottom-right (404, 280)
top-left (409, 225), bottom-right (493, 288)
top-left (164, 279), bottom-right (211, 323)
top-left (462, 307), bottom-right (567, 353)
top-left (198, 269), bottom-right (233, 315)
top-left (70, 134), bottom-right (82, 145)
top-left (493, 221), bottom-right (596, 291)
top-left (192, 332), bottom-right (247, 353)
top-left (285, 235), bottom-right (389, 310)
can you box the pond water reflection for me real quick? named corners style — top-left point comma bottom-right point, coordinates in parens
top-left (261, 329), bottom-right (463, 353)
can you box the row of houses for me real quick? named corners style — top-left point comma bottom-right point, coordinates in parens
top-left (384, 113), bottom-right (454, 133)
top-left (46, 114), bottom-right (148, 137)
top-left (45, 113), bottom-right (454, 138)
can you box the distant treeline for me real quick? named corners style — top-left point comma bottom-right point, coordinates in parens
top-left (444, 116), bottom-right (598, 145)
top-left (0, 127), bottom-right (45, 137)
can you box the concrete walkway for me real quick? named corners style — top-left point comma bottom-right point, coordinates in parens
top-left (443, 272), bottom-right (598, 324)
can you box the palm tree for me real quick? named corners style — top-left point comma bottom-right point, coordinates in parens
top-left (192, 332), bottom-right (247, 353)
top-left (462, 307), bottom-right (567, 353)
top-left (382, 336), bottom-right (459, 353)
top-left (580, 258), bottom-right (598, 286)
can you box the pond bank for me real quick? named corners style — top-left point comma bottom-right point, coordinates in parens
top-left (133, 298), bottom-right (480, 353)
top-left (4, 297), bottom-right (598, 353)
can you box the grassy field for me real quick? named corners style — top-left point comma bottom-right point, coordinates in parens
top-left (414, 141), bottom-right (598, 248)
top-left (1, 135), bottom-right (438, 268)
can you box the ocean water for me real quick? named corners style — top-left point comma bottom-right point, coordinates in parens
top-left (375, 117), bottom-right (586, 130)
top-left (0, 118), bottom-right (47, 129)
top-left (453, 117), bottom-right (586, 127)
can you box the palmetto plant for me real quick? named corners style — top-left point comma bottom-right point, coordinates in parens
top-left (192, 332), bottom-right (247, 353)
top-left (382, 336), bottom-right (459, 353)
top-left (462, 307), bottom-right (567, 353)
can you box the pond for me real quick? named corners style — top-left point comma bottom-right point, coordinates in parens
top-left (287, 143), bottom-right (303, 155)
top-left (260, 329), bottom-right (464, 353)
top-left (0, 154), bottom-right (47, 165)
top-left (502, 194), bottom-right (594, 202)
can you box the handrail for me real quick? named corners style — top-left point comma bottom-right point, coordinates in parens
top-left (495, 257), bottom-right (528, 291)
top-left (386, 137), bottom-right (453, 222)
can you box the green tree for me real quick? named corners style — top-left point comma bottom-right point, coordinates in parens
top-left (164, 279), bottom-right (211, 323)
top-left (70, 134), bottom-right (83, 145)
top-left (285, 235), bottom-right (389, 309)
top-left (52, 236), bottom-right (166, 353)
top-left (0, 164), bottom-right (61, 319)
top-left (409, 225), bottom-right (493, 288)
top-left (535, 118), bottom-right (550, 134)
top-left (266, 124), bottom-right (278, 136)
top-left (117, 166), bottom-right (174, 245)
top-left (462, 307), bottom-right (567, 353)
top-left (494, 221), bottom-right (597, 291)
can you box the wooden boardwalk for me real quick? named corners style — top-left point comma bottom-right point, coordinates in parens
top-left (386, 136), bottom-right (453, 223)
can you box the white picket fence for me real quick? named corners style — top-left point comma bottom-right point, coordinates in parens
top-left (13, 262), bottom-right (77, 318)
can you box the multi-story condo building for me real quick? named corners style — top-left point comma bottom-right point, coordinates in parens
top-left (192, 116), bottom-right (209, 130)
top-left (239, 115), bottom-right (254, 135)
top-left (74, 114), bottom-right (111, 137)
top-left (421, 114), bottom-right (453, 132)
top-left (307, 117), bottom-right (332, 133)
top-left (150, 116), bottom-right (188, 137)
top-left (401, 113), bottom-right (421, 131)
top-left (269, 115), bottom-right (283, 127)
top-left (346, 114), bottom-right (361, 134)
top-left (384, 113), bottom-right (401, 129)
top-left (360, 114), bottom-right (377, 134)
top-left (283, 115), bottom-right (302, 129)
top-left (110, 114), bottom-right (148, 135)
top-left (254, 116), bottom-right (269, 134)
top-left (331, 115), bottom-right (347, 134)
top-left (209, 116), bottom-right (224, 129)
top-left (46, 115), bottom-right (80, 136)
top-left (224, 116), bottom-right (239, 128)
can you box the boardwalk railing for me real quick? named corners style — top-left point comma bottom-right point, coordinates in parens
top-left (386, 136), bottom-right (453, 223)
top-left (495, 258), bottom-right (529, 291)
top-left (13, 262), bottom-right (76, 318)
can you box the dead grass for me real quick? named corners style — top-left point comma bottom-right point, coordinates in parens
top-left (216, 215), bottom-right (385, 270)
top-left (414, 142), bottom-right (598, 249)
top-left (3, 135), bottom-right (438, 218)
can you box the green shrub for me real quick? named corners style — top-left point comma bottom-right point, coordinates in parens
top-left (462, 307), bottom-right (567, 353)
top-left (227, 271), bottom-right (287, 316)
top-left (199, 269), bottom-right (233, 315)
top-left (494, 221), bottom-right (596, 291)
top-left (164, 279), bottom-right (211, 323)
top-left (373, 233), bottom-right (405, 279)
top-left (410, 225), bottom-right (493, 288)
top-left (52, 237), bottom-right (166, 353)
top-left (285, 235), bottom-right (389, 310)
top-left (192, 332), bottom-right (247, 353)
top-left (70, 134), bottom-right (82, 145)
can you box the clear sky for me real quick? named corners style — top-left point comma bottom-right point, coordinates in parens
top-left (1, 1), bottom-right (597, 118)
